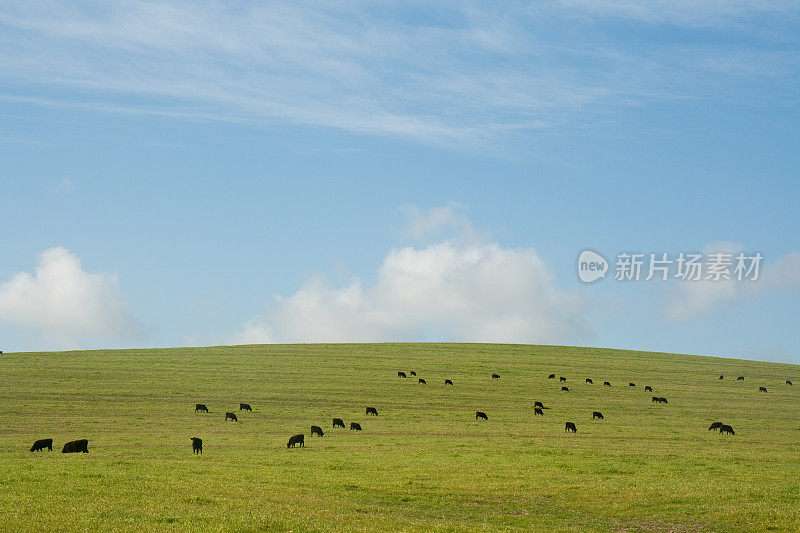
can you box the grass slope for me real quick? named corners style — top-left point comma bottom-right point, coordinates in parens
top-left (1, 343), bottom-right (799, 532)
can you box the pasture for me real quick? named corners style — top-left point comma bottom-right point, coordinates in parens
top-left (1, 343), bottom-right (799, 531)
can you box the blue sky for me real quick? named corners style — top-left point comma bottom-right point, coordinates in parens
top-left (1, 1), bottom-right (798, 362)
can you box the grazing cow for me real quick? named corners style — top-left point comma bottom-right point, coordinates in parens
top-left (561, 386), bottom-right (569, 391)
top-left (287, 434), bottom-right (304, 448)
top-left (350, 422), bottom-right (362, 431)
top-left (310, 425), bottom-right (324, 437)
top-left (548, 374), bottom-right (555, 379)
top-left (195, 404), bottom-right (209, 413)
top-left (239, 403), bottom-right (252, 411)
top-left (534, 401), bottom-right (544, 409)
top-left (659, 397), bottom-right (668, 404)
top-left (737, 376), bottom-right (744, 381)
top-left (604, 381), bottom-right (611, 387)
top-left (586, 378), bottom-right (593, 384)
top-left (398, 371), bottom-right (407, 378)
top-left (366, 407), bottom-right (378, 416)
top-left (445, 379), bottom-right (453, 385)
top-left (719, 375), bottom-right (724, 380)
top-left (787, 380), bottom-right (793, 386)
top-left (708, 422), bottom-right (723, 431)
top-left (225, 412), bottom-right (238, 422)
top-left (191, 437), bottom-right (202, 454)
top-left (418, 378), bottom-right (426, 384)
top-left (719, 424), bottom-right (735, 435)
top-left (559, 376), bottom-right (566, 382)
top-left (565, 422), bottom-right (577, 433)
top-left (410, 371), bottom-right (417, 376)
top-left (759, 387), bottom-right (767, 393)
top-left (645, 385), bottom-right (653, 392)
top-left (475, 411), bottom-right (488, 420)
top-left (592, 411), bottom-right (604, 420)
top-left (492, 373), bottom-right (501, 379)
top-left (62, 439), bottom-right (88, 453)
top-left (652, 396), bottom-right (660, 403)
top-left (629, 383), bottom-right (636, 387)
top-left (30, 438), bottom-right (53, 452)
top-left (333, 418), bottom-right (345, 428)
top-left (534, 407), bottom-right (544, 416)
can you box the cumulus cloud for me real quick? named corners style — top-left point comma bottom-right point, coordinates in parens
top-left (232, 208), bottom-right (587, 345)
top-left (0, 247), bottom-right (143, 348)
top-left (663, 244), bottom-right (800, 320)
top-left (399, 203), bottom-right (485, 244)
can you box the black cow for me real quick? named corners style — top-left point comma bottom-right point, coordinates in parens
top-left (737, 376), bottom-right (745, 381)
top-left (398, 371), bottom-right (407, 378)
top-left (410, 371), bottom-right (417, 376)
top-left (239, 403), bottom-right (252, 411)
top-left (475, 411), bottom-right (488, 420)
top-left (659, 397), bottom-right (668, 403)
top-left (559, 376), bottom-right (566, 382)
top-left (225, 412), bottom-right (238, 422)
top-left (565, 422), bottom-right (577, 433)
top-left (366, 407), bottom-right (378, 416)
top-left (592, 411), bottom-right (604, 420)
top-left (586, 378), bottom-right (593, 384)
top-left (604, 381), bottom-right (611, 387)
top-left (287, 434), bottom-right (304, 448)
top-left (492, 373), bottom-right (501, 379)
top-left (445, 379), bottom-right (453, 385)
top-left (759, 387), bottom-right (767, 393)
top-left (548, 373), bottom-right (555, 379)
top-left (561, 386), bottom-right (569, 391)
top-left (191, 437), bottom-right (202, 454)
top-left (62, 439), bottom-right (88, 453)
top-left (719, 424), bottom-right (735, 435)
top-left (708, 422), bottom-right (723, 431)
top-left (310, 425), bottom-right (324, 437)
top-left (787, 380), bottom-right (793, 385)
top-left (629, 383), bottom-right (636, 387)
top-left (719, 375), bottom-right (724, 380)
top-left (534, 407), bottom-right (544, 416)
top-left (350, 422), bottom-right (362, 431)
top-left (418, 378), bottom-right (426, 384)
top-left (534, 401), bottom-right (544, 409)
top-left (333, 418), bottom-right (345, 428)
top-left (195, 404), bottom-right (209, 413)
top-left (644, 386), bottom-right (653, 392)
top-left (30, 438), bottom-right (53, 452)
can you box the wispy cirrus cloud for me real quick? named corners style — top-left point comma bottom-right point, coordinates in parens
top-left (1, 1), bottom-right (798, 145)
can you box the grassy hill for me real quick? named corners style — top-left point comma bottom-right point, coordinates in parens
top-left (1, 343), bottom-right (798, 531)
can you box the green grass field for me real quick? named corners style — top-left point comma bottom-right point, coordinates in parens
top-left (1, 343), bottom-right (799, 532)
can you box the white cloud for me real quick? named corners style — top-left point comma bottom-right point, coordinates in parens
top-left (0, 247), bottom-right (143, 348)
top-left (663, 245), bottom-right (800, 320)
top-left (765, 251), bottom-right (800, 291)
top-left (232, 215), bottom-right (588, 345)
top-left (399, 203), bottom-right (484, 244)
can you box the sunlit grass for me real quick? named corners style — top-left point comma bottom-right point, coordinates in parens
top-left (1, 343), bottom-right (798, 531)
